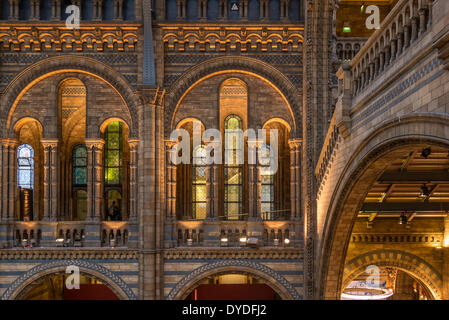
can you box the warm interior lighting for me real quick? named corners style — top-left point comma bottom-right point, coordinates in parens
top-left (341, 288), bottom-right (393, 300)
top-left (239, 236), bottom-right (247, 243)
top-left (284, 238), bottom-right (290, 245)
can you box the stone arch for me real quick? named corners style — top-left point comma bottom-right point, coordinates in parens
top-left (13, 116), bottom-right (44, 137)
top-left (1, 55), bottom-right (139, 138)
top-left (175, 117), bottom-right (206, 130)
top-left (165, 56), bottom-right (301, 138)
top-left (319, 113), bottom-right (449, 299)
top-left (342, 249), bottom-right (442, 300)
top-left (1, 259), bottom-right (137, 300)
top-left (167, 260), bottom-right (301, 300)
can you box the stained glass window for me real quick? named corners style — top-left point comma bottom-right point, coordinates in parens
top-left (259, 145), bottom-right (275, 220)
top-left (224, 115), bottom-right (243, 220)
top-left (104, 121), bottom-right (122, 186)
top-left (72, 145), bottom-right (87, 186)
top-left (17, 144), bottom-right (34, 189)
top-left (192, 145), bottom-right (207, 220)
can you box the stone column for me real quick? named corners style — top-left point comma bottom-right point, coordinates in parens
top-left (396, 31), bottom-right (403, 57)
top-left (403, 23), bottom-right (410, 49)
top-left (247, 139), bottom-right (258, 220)
top-left (390, 38), bottom-right (396, 64)
top-left (411, 16), bottom-right (418, 42)
top-left (418, 8), bottom-right (426, 35)
top-left (93, 0), bottom-right (102, 20)
top-left (289, 139), bottom-right (301, 220)
top-left (164, 139), bottom-right (177, 248)
top-left (51, 0), bottom-right (61, 19)
top-left (42, 140), bottom-right (58, 221)
top-left (443, 216), bottom-right (449, 299)
top-left (128, 139), bottom-right (138, 221)
top-left (9, 0), bottom-right (19, 19)
top-left (86, 139), bottom-right (104, 222)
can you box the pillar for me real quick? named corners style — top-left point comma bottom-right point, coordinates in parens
top-left (247, 139), bottom-right (258, 220)
top-left (289, 139), bottom-right (301, 221)
top-left (42, 140), bottom-right (58, 221)
top-left (86, 139), bottom-right (104, 222)
top-left (129, 139), bottom-right (139, 221)
top-left (443, 216), bottom-right (449, 299)
top-left (164, 139), bottom-right (177, 248)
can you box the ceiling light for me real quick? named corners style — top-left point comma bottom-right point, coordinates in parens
top-left (420, 184), bottom-right (430, 198)
top-left (399, 213), bottom-right (408, 225)
top-left (421, 147), bottom-right (431, 158)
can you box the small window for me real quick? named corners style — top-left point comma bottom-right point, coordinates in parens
top-left (17, 144), bottom-right (34, 190)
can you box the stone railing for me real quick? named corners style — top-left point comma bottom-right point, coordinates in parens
top-left (175, 219), bottom-right (300, 248)
top-left (177, 224), bottom-right (204, 247)
top-left (349, 0), bottom-right (433, 97)
top-left (8, 220), bottom-right (137, 248)
top-left (336, 37), bottom-right (366, 62)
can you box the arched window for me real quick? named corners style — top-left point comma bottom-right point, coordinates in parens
top-left (72, 145), bottom-right (87, 186)
top-left (248, 0), bottom-right (259, 20)
top-left (166, 0), bottom-right (177, 20)
top-left (224, 115), bottom-right (243, 220)
top-left (61, 0), bottom-right (71, 19)
top-left (104, 122), bottom-right (123, 186)
top-left (19, 0), bottom-right (30, 20)
top-left (207, 0), bottom-right (218, 19)
top-left (104, 121), bottom-right (123, 221)
top-left (192, 145), bottom-right (207, 219)
top-left (102, 0), bottom-right (113, 20)
top-left (186, 0), bottom-right (197, 19)
top-left (18, 144), bottom-right (34, 190)
top-left (40, 0), bottom-right (52, 20)
top-left (81, 0), bottom-right (93, 20)
top-left (72, 145), bottom-right (87, 221)
top-left (123, 0), bottom-right (134, 20)
top-left (17, 144), bottom-right (34, 221)
top-left (228, 0), bottom-right (239, 20)
top-left (288, 0), bottom-right (299, 21)
top-left (268, 0), bottom-right (280, 20)
top-left (259, 144), bottom-right (275, 220)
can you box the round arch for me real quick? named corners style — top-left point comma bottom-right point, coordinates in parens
top-left (165, 56), bottom-right (301, 137)
top-left (319, 113), bottom-right (449, 299)
top-left (99, 117), bottom-right (131, 136)
top-left (1, 259), bottom-right (137, 300)
top-left (262, 117), bottom-right (292, 133)
top-left (175, 117), bottom-right (206, 130)
top-left (13, 116), bottom-right (44, 137)
top-left (342, 249), bottom-right (442, 300)
top-left (1, 55), bottom-right (139, 137)
top-left (167, 260), bottom-right (301, 300)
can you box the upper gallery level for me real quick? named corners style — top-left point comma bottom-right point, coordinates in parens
top-left (0, 0), bottom-right (305, 24)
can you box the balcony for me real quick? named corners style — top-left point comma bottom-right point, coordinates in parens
top-left (3, 220), bottom-right (138, 249)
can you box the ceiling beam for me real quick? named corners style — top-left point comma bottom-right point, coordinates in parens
top-left (407, 212), bottom-right (417, 222)
top-left (380, 184), bottom-right (395, 202)
top-left (377, 171), bottom-right (449, 183)
top-left (361, 202), bottom-right (449, 212)
top-left (400, 151), bottom-right (416, 172)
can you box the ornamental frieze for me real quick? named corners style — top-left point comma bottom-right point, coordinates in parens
top-left (163, 248), bottom-right (303, 260)
top-left (0, 26), bottom-right (138, 52)
top-left (161, 25), bottom-right (304, 52)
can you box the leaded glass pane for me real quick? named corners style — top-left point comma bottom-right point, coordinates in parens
top-left (194, 203), bottom-right (206, 220)
top-left (193, 184), bottom-right (207, 202)
top-left (74, 168), bottom-right (87, 185)
top-left (226, 186), bottom-right (241, 202)
top-left (106, 168), bottom-right (120, 185)
top-left (105, 122), bottom-right (123, 186)
top-left (17, 144), bottom-right (34, 189)
top-left (261, 185), bottom-right (274, 201)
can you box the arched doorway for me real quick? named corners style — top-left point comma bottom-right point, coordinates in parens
top-left (319, 115), bottom-right (449, 299)
top-left (185, 272), bottom-right (281, 300)
top-left (342, 267), bottom-right (432, 300)
top-left (16, 272), bottom-right (119, 300)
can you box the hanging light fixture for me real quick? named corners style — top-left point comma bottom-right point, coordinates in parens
top-left (399, 213), bottom-right (408, 225)
top-left (419, 184), bottom-right (430, 198)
